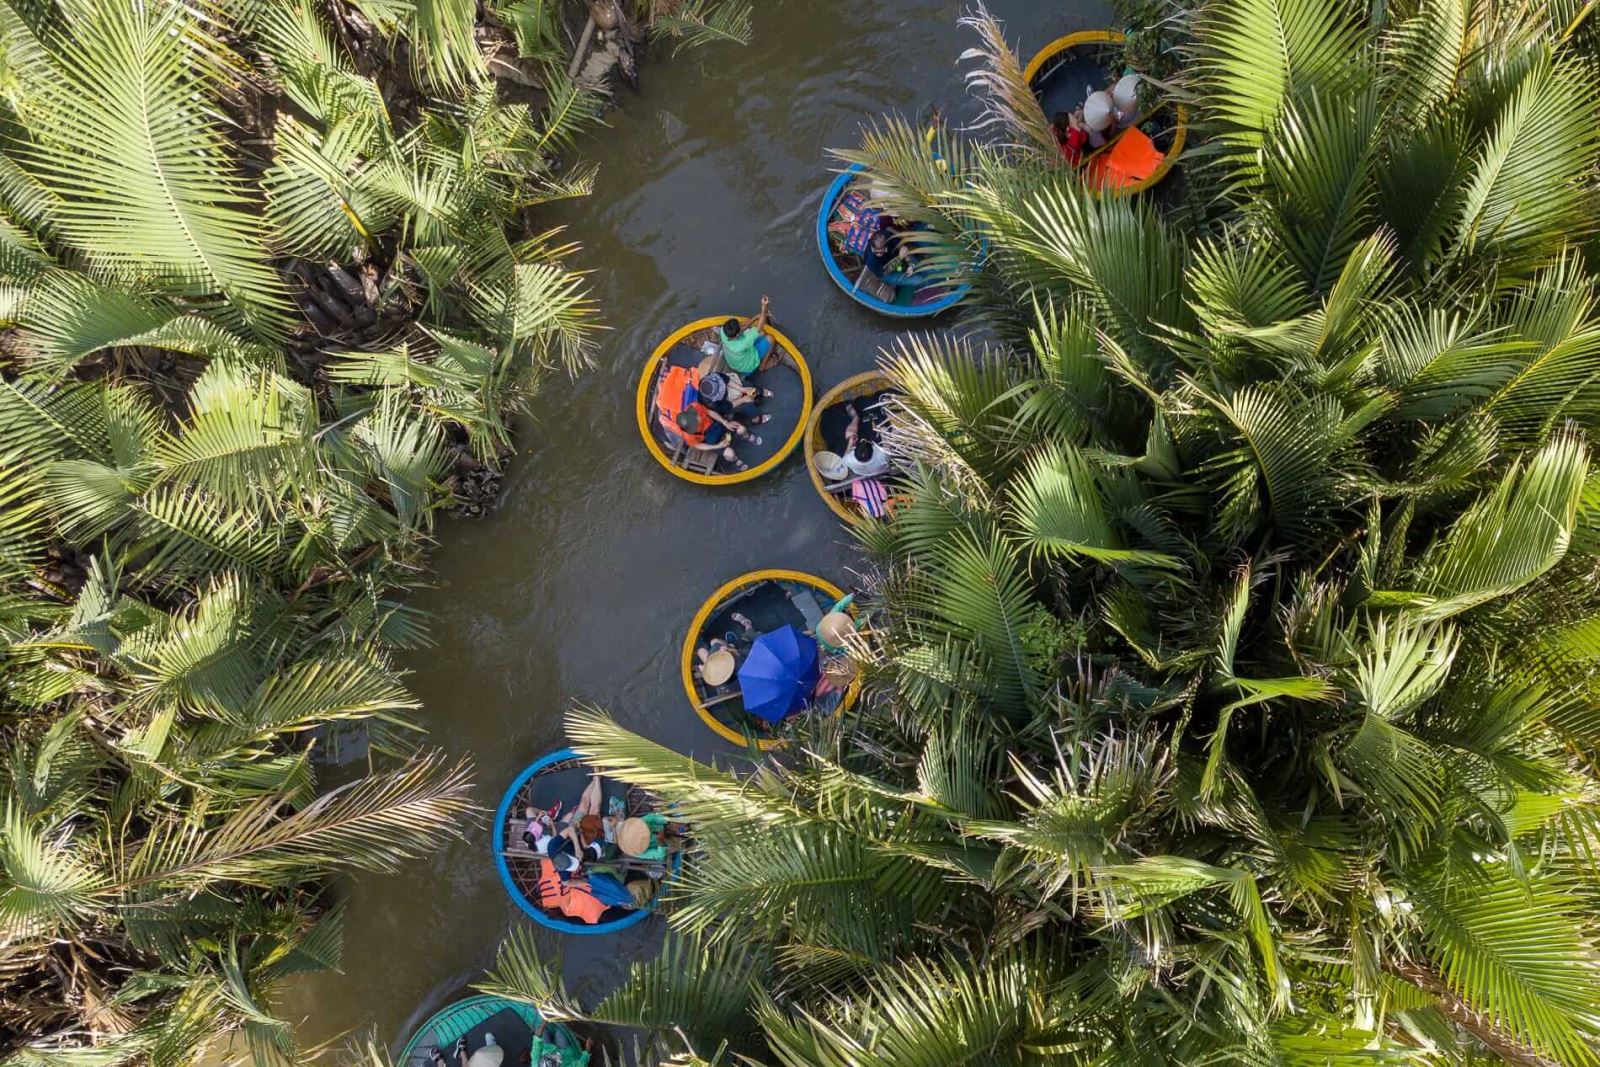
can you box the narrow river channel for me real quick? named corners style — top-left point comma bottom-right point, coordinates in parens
top-left (287, 0), bottom-right (1109, 1051)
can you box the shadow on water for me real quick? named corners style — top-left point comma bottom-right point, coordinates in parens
top-left (285, 0), bottom-right (1111, 1052)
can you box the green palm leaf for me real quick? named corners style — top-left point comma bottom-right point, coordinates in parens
top-left (1391, 430), bottom-right (1587, 620)
top-left (153, 364), bottom-right (319, 511)
top-left (1008, 444), bottom-right (1179, 568)
top-left (1402, 865), bottom-right (1600, 1065)
top-left (1449, 50), bottom-right (1600, 280)
top-left (1194, 0), bottom-right (1371, 170)
top-left (16, 271), bottom-right (266, 377)
top-left (0, 802), bottom-right (102, 939)
top-left (757, 950), bottom-right (1073, 1067)
top-left (651, 1), bottom-right (755, 55)
top-left (109, 754), bottom-right (472, 894)
top-left (16, 0), bottom-right (290, 337)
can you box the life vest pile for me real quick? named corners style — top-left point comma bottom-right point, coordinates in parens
top-left (657, 365), bottom-right (711, 445)
top-left (537, 858), bottom-right (609, 925)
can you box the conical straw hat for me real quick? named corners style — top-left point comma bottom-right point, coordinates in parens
top-left (618, 817), bottom-right (653, 857)
top-left (703, 648), bottom-right (737, 686)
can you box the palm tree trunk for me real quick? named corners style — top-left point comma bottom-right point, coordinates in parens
top-left (1384, 960), bottom-right (1562, 1067)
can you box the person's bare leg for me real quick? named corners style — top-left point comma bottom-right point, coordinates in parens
top-left (573, 773), bottom-right (603, 819)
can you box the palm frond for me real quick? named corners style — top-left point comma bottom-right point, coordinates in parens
top-left (957, 3), bottom-right (1054, 153)
top-left (1448, 51), bottom-right (1600, 282)
top-left (1402, 864), bottom-right (1600, 1066)
top-left (16, 0), bottom-right (290, 338)
top-left (1389, 430), bottom-right (1587, 620)
top-left (1193, 0), bottom-right (1371, 175)
top-left (409, 0), bottom-right (487, 89)
top-left (109, 754), bottom-right (472, 894)
top-left (650, 1), bottom-right (754, 55)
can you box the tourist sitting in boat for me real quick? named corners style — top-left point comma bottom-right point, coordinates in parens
top-left (697, 371), bottom-right (770, 429)
top-left (430, 1032), bottom-right (503, 1067)
top-left (535, 855), bottom-right (611, 924)
top-left (842, 402), bottom-right (893, 479)
top-left (719, 295), bottom-right (775, 376)
top-left (657, 364), bottom-right (761, 470)
top-left (809, 656), bottom-right (857, 715)
top-left (618, 813), bottom-right (685, 862)
top-left (863, 227), bottom-right (914, 283)
top-left (818, 602), bottom-right (857, 654)
top-left (676, 405), bottom-right (760, 470)
top-left (1113, 73), bottom-right (1141, 128)
top-left (1053, 108), bottom-right (1089, 165)
top-left (694, 610), bottom-right (756, 690)
top-left (524, 771), bottom-right (609, 857)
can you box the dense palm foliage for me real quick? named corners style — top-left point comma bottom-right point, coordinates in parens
top-left (0, 0), bottom-right (696, 1060)
top-left (486, 2), bottom-right (1600, 1065)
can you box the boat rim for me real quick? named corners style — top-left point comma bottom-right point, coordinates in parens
top-left (635, 316), bottom-right (813, 486)
top-left (815, 163), bottom-right (973, 319)
top-left (396, 994), bottom-right (568, 1062)
top-left (491, 747), bottom-right (679, 935)
top-left (681, 568), bottom-right (861, 748)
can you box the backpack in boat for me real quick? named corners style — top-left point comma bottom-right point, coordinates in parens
top-left (656, 365), bottom-right (709, 445)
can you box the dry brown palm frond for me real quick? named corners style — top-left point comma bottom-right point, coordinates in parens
top-left (958, 3), bottom-right (1054, 154)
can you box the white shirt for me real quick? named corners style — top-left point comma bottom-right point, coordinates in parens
top-left (844, 442), bottom-right (890, 478)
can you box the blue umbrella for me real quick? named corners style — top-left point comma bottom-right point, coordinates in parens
top-left (738, 624), bottom-right (821, 723)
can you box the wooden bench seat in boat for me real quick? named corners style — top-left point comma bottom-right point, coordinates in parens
top-left (667, 433), bottom-right (719, 475)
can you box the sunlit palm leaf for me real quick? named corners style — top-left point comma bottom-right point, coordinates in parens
top-left (16, 0), bottom-right (290, 338)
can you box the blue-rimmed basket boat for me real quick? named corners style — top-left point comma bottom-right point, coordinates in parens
top-left (493, 748), bottom-right (680, 935)
top-left (397, 994), bottom-right (584, 1067)
top-left (816, 163), bottom-right (975, 318)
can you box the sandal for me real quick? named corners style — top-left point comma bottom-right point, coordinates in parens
top-left (726, 454), bottom-right (750, 472)
top-left (750, 414), bottom-right (772, 426)
top-left (743, 433), bottom-right (763, 446)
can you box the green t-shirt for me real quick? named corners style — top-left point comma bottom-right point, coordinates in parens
top-left (720, 326), bottom-right (762, 374)
top-left (635, 812), bottom-right (670, 861)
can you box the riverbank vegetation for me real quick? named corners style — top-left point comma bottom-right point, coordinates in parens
top-left (495, 2), bottom-right (1600, 1064)
top-left (0, 0), bottom-right (748, 1061)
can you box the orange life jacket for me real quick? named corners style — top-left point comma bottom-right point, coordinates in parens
top-left (537, 859), bottom-right (609, 924)
top-left (657, 366), bottom-right (710, 446)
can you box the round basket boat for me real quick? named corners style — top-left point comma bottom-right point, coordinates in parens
top-left (493, 748), bottom-right (681, 936)
top-left (682, 569), bottom-right (861, 749)
top-left (636, 316), bottom-right (813, 486)
top-left (1024, 30), bottom-right (1188, 195)
top-left (817, 163), bottom-right (975, 318)
top-left (806, 372), bottom-right (904, 526)
top-left (397, 994), bottom-right (584, 1067)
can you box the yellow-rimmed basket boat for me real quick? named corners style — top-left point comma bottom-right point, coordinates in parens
top-left (1024, 30), bottom-right (1188, 196)
top-left (805, 372), bottom-right (901, 526)
top-left (636, 316), bottom-right (813, 486)
top-left (682, 569), bottom-right (861, 749)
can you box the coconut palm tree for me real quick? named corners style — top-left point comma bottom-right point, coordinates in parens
top-left (474, 4), bottom-right (1600, 1064)
top-left (0, 364), bottom-right (485, 1062)
top-left (0, 0), bottom-right (608, 1060)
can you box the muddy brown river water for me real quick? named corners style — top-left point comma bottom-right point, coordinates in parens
top-left (286, 0), bottom-right (1110, 1052)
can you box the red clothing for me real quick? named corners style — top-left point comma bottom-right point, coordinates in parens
top-left (1059, 126), bottom-right (1089, 166)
